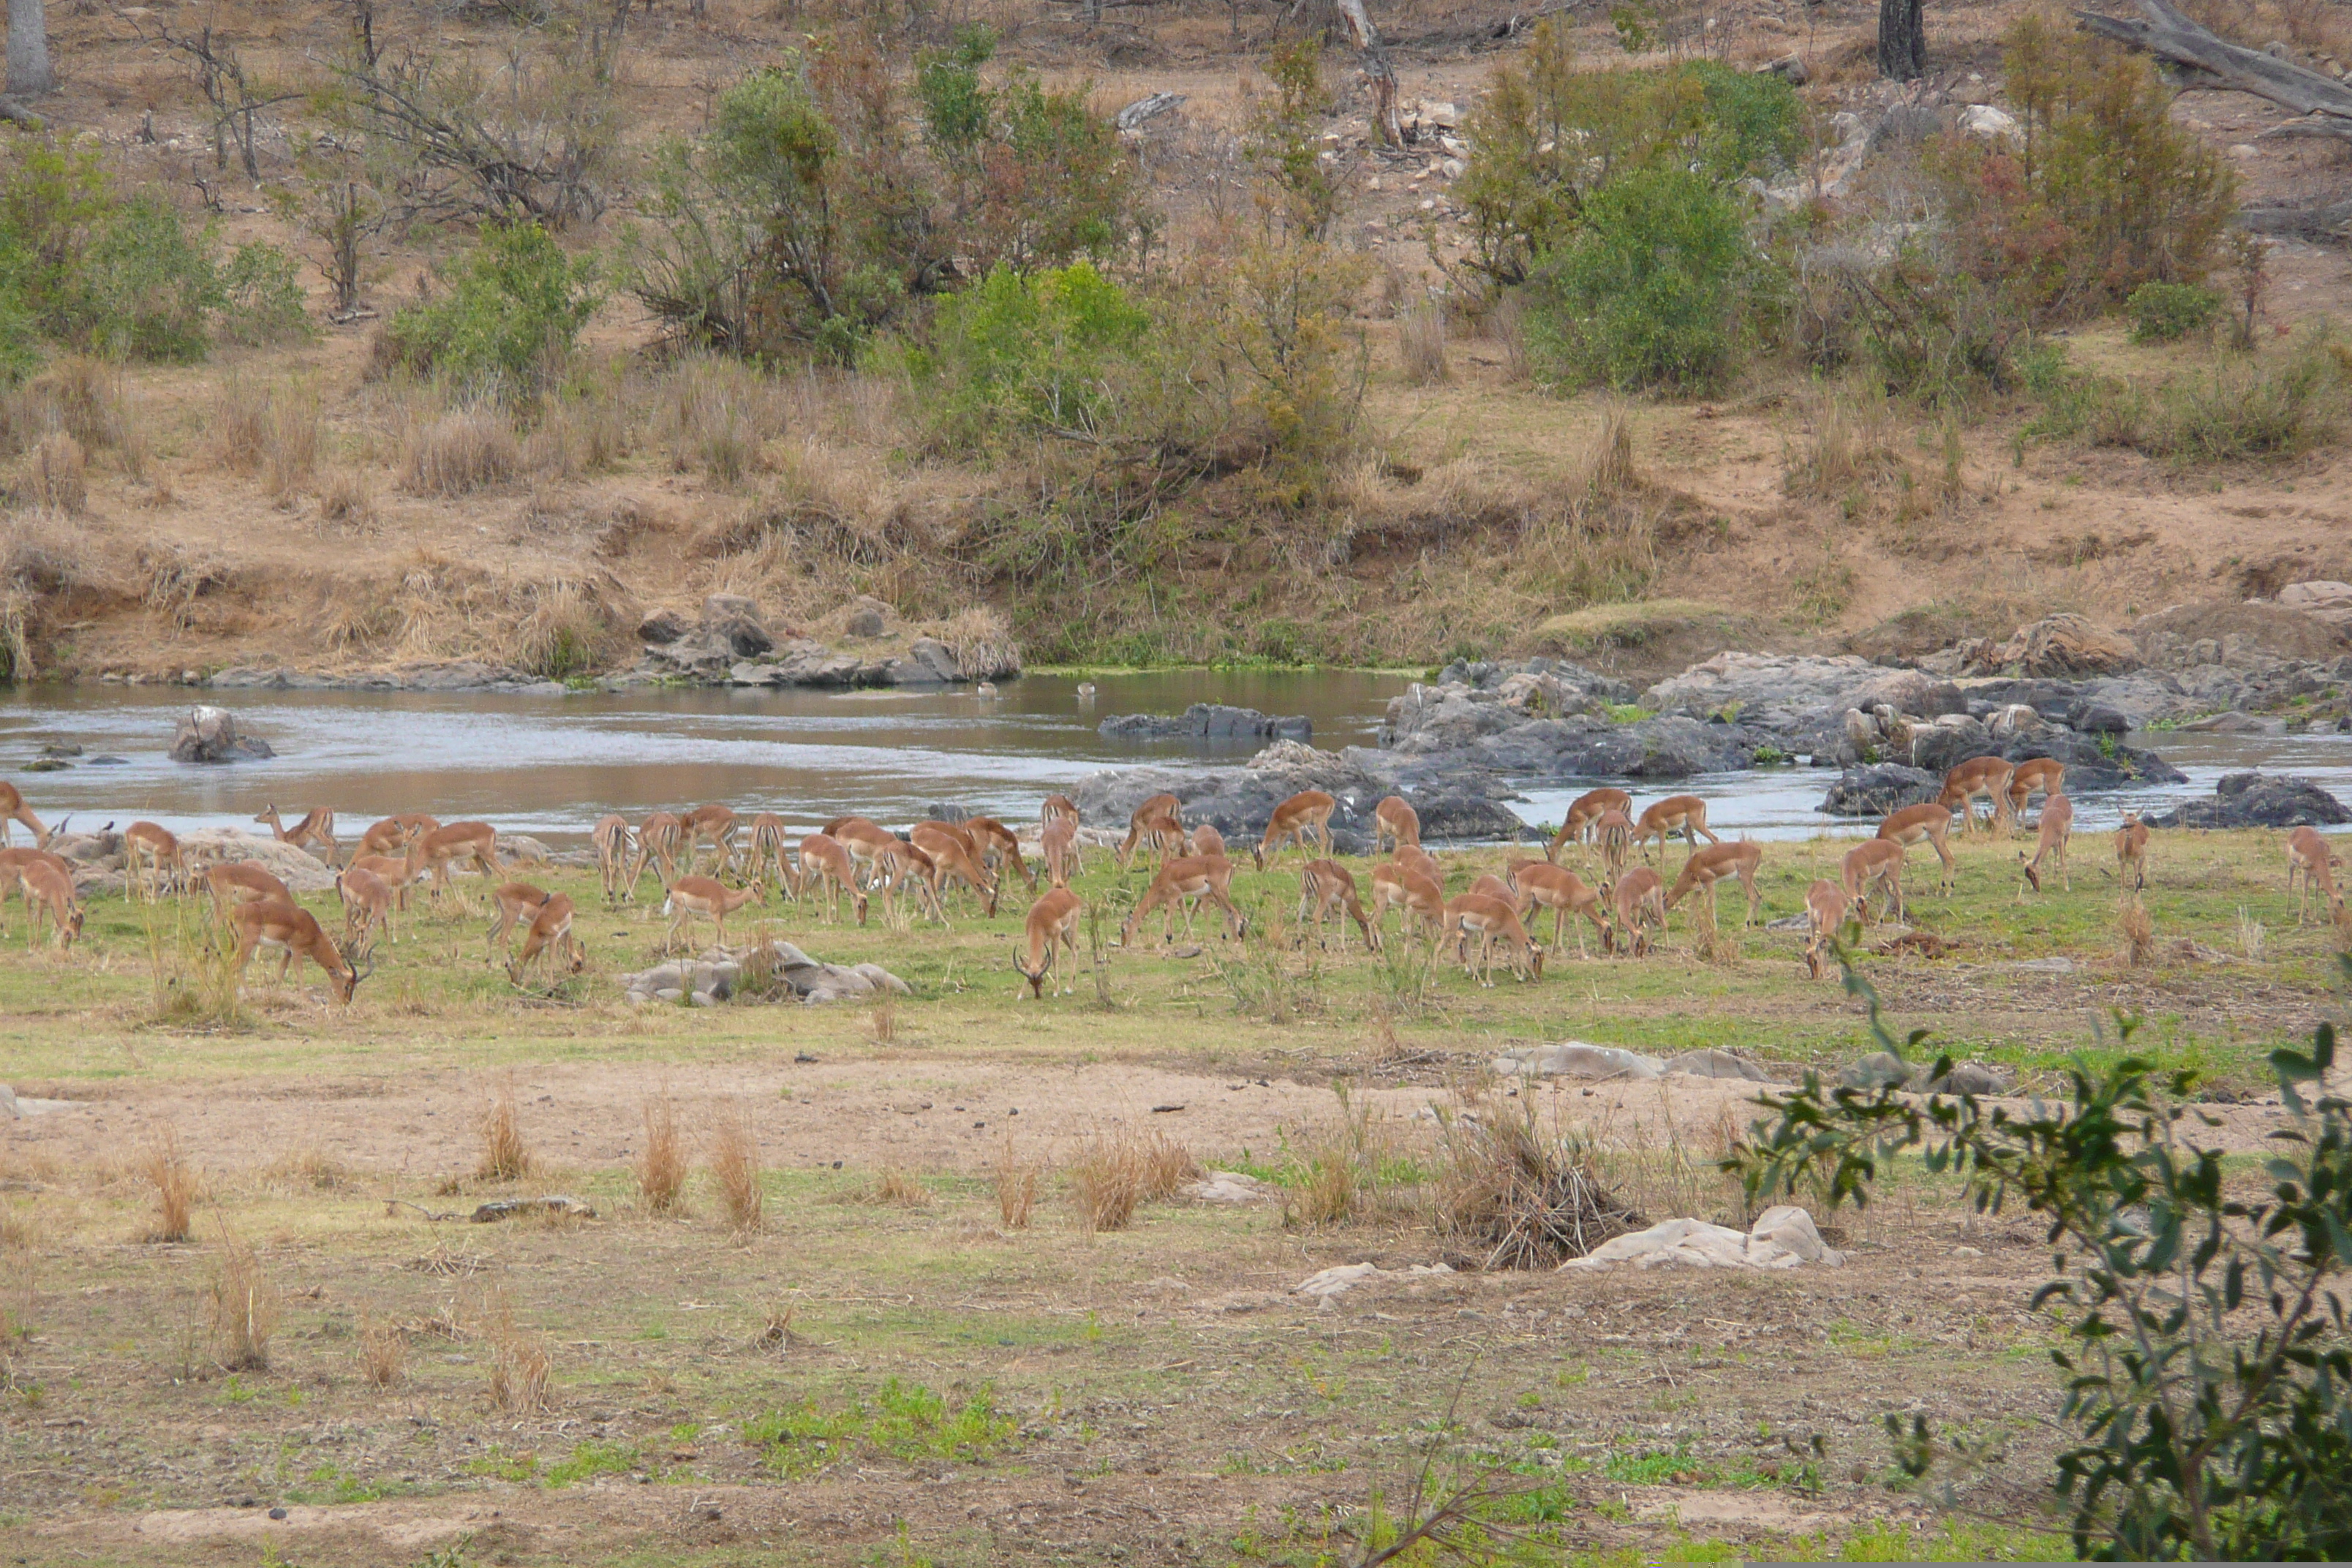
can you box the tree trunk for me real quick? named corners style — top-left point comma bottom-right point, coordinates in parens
top-left (1877, 0), bottom-right (1924, 80)
top-left (7, 0), bottom-right (53, 97)
top-left (2075, 0), bottom-right (2352, 127)
top-left (1334, 0), bottom-right (1406, 146)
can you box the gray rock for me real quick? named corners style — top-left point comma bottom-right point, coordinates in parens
top-left (1924, 1062), bottom-right (2008, 1096)
top-left (1821, 764), bottom-right (1941, 818)
top-left (2002, 731), bottom-right (2185, 791)
top-left (1840, 1052), bottom-right (1917, 1090)
top-left (638, 608), bottom-right (687, 644)
top-left (2181, 710), bottom-right (2272, 734)
top-left (843, 595), bottom-right (891, 638)
top-left (170, 705), bottom-right (275, 764)
top-left (2147, 772), bottom-right (2352, 829)
top-left (908, 636), bottom-right (961, 682)
top-left (1663, 1048), bottom-right (1772, 1082)
top-left (1492, 1041), bottom-right (1665, 1079)
top-left (1102, 704), bottom-right (1313, 742)
top-left (1641, 653), bottom-right (1959, 738)
top-left (2065, 701), bottom-right (2131, 734)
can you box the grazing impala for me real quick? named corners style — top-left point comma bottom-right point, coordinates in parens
top-left (1394, 843), bottom-right (1445, 889)
top-left (1041, 814), bottom-right (1082, 889)
top-left (1014, 888), bottom-right (1085, 999)
top-left (20, 858), bottom-right (82, 949)
top-left (1187, 823), bottom-right (1227, 859)
top-left (1298, 859), bottom-right (1379, 952)
top-left (1665, 840), bottom-right (1765, 928)
top-left (255, 804), bottom-right (338, 862)
top-left (2285, 826), bottom-right (2339, 924)
top-left (1550, 788), bottom-right (1634, 862)
top-left (825, 817), bottom-right (900, 887)
top-left (592, 815), bottom-right (633, 905)
top-left (628, 811), bottom-right (684, 897)
top-left (402, 821), bottom-right (503, 911)
top-left (1940, 757), bottom-right (2016, 835)
top-left (510, 893), bottom-right (584, 981)
top-left (1441, 892), bottom-right (1545, 984)
top-left (1507, 859), bottom-right (1607, 958)
top-left (1373, 796), bottom-right (1421, 855)
top-left (662, 875), bottom-right (764, 950)
top-left (1842, 837), bottom-right (1907, 923)
top-left (2017, 794), bottom-right (2074, 897)
top-left (872, 839), bottom-right (948, 927)
top-left (1116, 795), bottom-right (1186, 873)
top-left (1633, 796), bottom-right (1721, 863)
top-left (210, 860), bottom-right (293, 925)
top-left (911, 822), bottom-right (999, 916)
top-left (337, 864), bottom-right (397, 951)
top-left (1594, 809), bottom-right (1635, 878)
top-left (1877, 802), bottom-right (1956, 895)
top-left (2117, 814), bottom-right (2151, 894)
top-left (1603, 867), bottom-right (1667, 957)
top-left (354, 813), bottom-right (438, 862)
top-left (745, 813), bottom-right (796, 900)
top-left (796, 834), bottom-right (868, 925)
top-left (123, 821), bottom-right (186, 902)
top-left (1118, 854), bottom-right (1245, 946)
top-left (0, 848), bottom-right (72, 936)
top-left (1041, 794), bottom-right (1080, 828)
top-left (2006, 760), bottom-right (2065, 828)
top-left (680, 803), bottom-right (741, 877)
top-left (342, 853), bottom-right (417, 915)
top-left (965, 817), bottom-right (1036, 892)
top-left (1370, 861), bottom-right (1446, 946)
top-left (1803, 879), bottom-right (1850, 981)
top-left (1253, 791), bottom-right (1337, 871)
top-left (229, 895), bottom-right (370, 1002)
top-left (0, 780), bottom-right (53, 848)
top-left (485, 881), bottom-right (552, 964)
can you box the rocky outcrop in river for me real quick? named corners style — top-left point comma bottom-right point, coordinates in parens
top-left (1071, 739), bottom-right (1528, 848)
top-left (2146, 773), bottom-right (2352, 829)
top-left (1099, 704), bottom-right (1313, 742)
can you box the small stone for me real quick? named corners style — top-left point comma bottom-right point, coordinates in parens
top-left (268, 1508), bottom-right (288, 1520)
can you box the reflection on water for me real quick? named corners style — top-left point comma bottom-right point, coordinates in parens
top-left (5, 674), bottom-right (2349, 843)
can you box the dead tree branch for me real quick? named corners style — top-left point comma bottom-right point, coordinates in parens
top-left (2075, 0), bottom-right (2352, 135)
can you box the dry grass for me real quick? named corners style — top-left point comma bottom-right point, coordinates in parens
top-left (1069, 1127), bottom-right (1199, 1234)
top-left (136, 1126), bottom-right (197, 1243)
top-left (865, 1000), bottom-right (898, 1044)
top-left (475, 1074), bottom-right (532, 1183)
top-left (401, 407), bottom-right (521, 496)
top-left (215, 374), bottom-right (317, 495)
top-left (941, 604), bottom-right (1020, 679)
top-left (1398, 298), bottom-right (1451, 385)
top-left (708, 1101), bottom-right (765, 1235)
top-left (2236, 907), bottom-right (2266, 961)
top-left (635, 1093), bottom-right (687, 1214)
top-left (1787, 379), bottom-right (1905, 501)
top-left (1435, 1095), bottom-right (1645, 1270)
top-left (1583, 400), bottom-right (1639, 497)
top-left (1284, 1085), bottom-right (1418, 1228)
top-left (317, 467), bottom-right (377, 530)
top-left (875, 1168), bottom-right (930, 1207)
top-left (34, 432), bottom-right (86, 513)
top-left (505, 577), bottom-right (618, 678)
top-left (994, 1140), bottom-right (1041, 1229)
top-left (1490, 292), bottom-right (1532, 385)
top-left (2118, 897), bottom-right (2156, 967)
top-left (655, 356), bottom-right (783, 486)
top-left (358, 1309), bottom-right (407, 1389)
top-left (209, 1222), bottom-right (279, 1371)
top-left (483, 1286), bottom-right (551, 1414)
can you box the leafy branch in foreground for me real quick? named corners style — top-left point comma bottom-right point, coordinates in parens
top-left (1729, 951), bottom-right (2352, 1561)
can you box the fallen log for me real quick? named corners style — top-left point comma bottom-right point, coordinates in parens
top-left (2074, 0), bottom-right (2352, 124)
top-left (2235, 199), bottom-right (2352, 238)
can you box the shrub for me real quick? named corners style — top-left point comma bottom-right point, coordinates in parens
top-left (913, 261), bottom-right (1153, 451)
top-left (219, 241), bottom-right (311, 346)
top-left (385, 222), bottom-right (599, 397)
top-left (1522, 165), bottom-right (1746, 391)
top-left (2025, 328), bottom-right (2347, 461)
top-left (2127, 280), bottom-right (2220, 344)
top-left (1244, 39), bottom-right (1341, 239)
top-left (75, 195), bottom-right (222, 363)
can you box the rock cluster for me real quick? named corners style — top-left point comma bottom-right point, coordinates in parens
top-left (630, 595), bottom-right (1017, 690)
top-left (1488, 1042), bottom-right (1773, 1082)
top-left (620, 941), bottom-right (911, 1007)
top-left (170, 706), bottom-right (275, 764)
top-left (1071, 739), bottom-right (1528, 848)
top-left (1559, 1207), bottom-right (1844, 1272)
top-left (2146, 772), bottom-right (2352, 829)
top-left (1099, 704), bottom-right (1312, 742)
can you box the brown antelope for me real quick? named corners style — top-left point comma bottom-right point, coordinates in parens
top-left (2285, 825), bottom-right (2341, 924)
top-left (2006, 759), bottom-right (2065, 829)
top-left (1369, 862), bottom-right (1446, 946)
top-left (1507, 859), bottom-right (1607, 958)
top-left (1187, 823), bottom-right (1227, 859)
top-left (1633, 796), bottom-right (1721, 863)
top-left (796, 834), bottom-right (868, 924)
top-left (1442, 892), bottom-right (1545, 984)
top-left (123, 821), bottom-right (186, 902)
top-left (745, 813), bottom-right (796, 900)
top-left (1594, 809), bottom-right (1635, 878)
top-left (1466, 871), bottom-right (1515, 906)
top-left (20, 858), bottom-right (81, 949)
top-left (2117, 814), bottom-right (2152, 895)
top-left (228, 895), bottom-right (369, 1002)
top-left (353, 813), bottom-right (437, 862)
top-left (1550, 788), bottom-right (1634, 862)
top-left (1842, 837), bottom-right (1907, 923)
top-left (679, 803), bottom-right (741, 876)
top-left (0, 781), bottom-right (53, 848)
top-left (209, 860), bottom-right (293, 925)
top-left (1394, 843), bottom-right (1444, 887)
top-left (1877, 802), bottom-right (1957, 895)
top-left (255, 804), bottom-right (338, 862)
top-left (510, 893), bottom-right (584, 981)
top-left (826, 817), bottom-right (900, 886)
top-left (1253, 791), bottom-right (1337, 871)
top-left (627, 810), bottom-right (683, 897)
top-left (486, 881), bottom-right (551, 964)
top-left (1115, 794), bottom-right (1186, 872)
top-left (1803, 879), bottom-right (1850, 981)
top-left (342, 852), bottom-right (416, 913)
top-left (1014, 888), bottom-right (1085, 999)
top-left (1665, 840), bottom-right (1765, 928)
top-left (1940, 757), bottom-right (2016, 835)
top-left (1297, 859), bottom-right (1379, 952)
top-left (592, 814), bottom-right (633, 905)
top-left (401, 821), bottom-right (504, 911)
top-left (1604, 867), bottom-right (1667, 957)
top-left (662, 875), bottom-right (764, 950)
top-left (337, 864), bottom-right (397, 951)
top-left (965, 816), bottom-right (1036, 892)
top-left (1041, 794), bottom-right (1081, 828)
top-left (1117, 854), bottom-right (1245, 946)
top-left (1373, 796), bottom-right (1421, 855)
top-left (911, 822), bottom-right (999, 916)
top-left (872, 839), bottom-right (948, 927)
top-left (1041, 814), bottom-right (1082, 889)
top-left (2017, 794), bottom-right (2074, 897)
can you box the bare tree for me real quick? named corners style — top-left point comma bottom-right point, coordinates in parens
top-left (7, 0), bottom-right (53, 97)
top-left (143, 19), bottom-right (301, 182)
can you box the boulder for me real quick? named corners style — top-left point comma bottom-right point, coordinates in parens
top-left (2065, 701), bottom-right (2132, 734)
top-left (1909, 715), bottom-right (1996, 774)
top-left (170, 706), bottom-right (274, 764)
top-left (178, 829), bottom-right (338, 892)
top-left (1558, 1210), bottom-right (1844, 1271)
top-left (1999, 614), bottom-right (2143, 678)
top-left (2277, 580), bottom-right (2352, 627)
top-left (907, 637), bottom-right (961, 683)
top-left (1925, 1062), bottom-right (2010, 1096)
top-left (701, 596), bottom-right (773, 660)
top-left (1183, 1171), bottom-right (1273, 1205)
top-left (1958, 102), bottom-right (2023, 143)
top-left (2147, 772), bottom-right (2352, 829)
top-left (1840, 1051), bottom-right (1918, 1089)
top-left (1663, 1048), bottom-right (1772, 1082)
top-left (843, 595), bottom-right (891, 638)
top-left (1820, 764), bottom-right (1941, 818)
top-left (2002, 731), bottom-right (2185, 791)
top-left (637, 608), bottom-right (687, 645)
top-left (1492, 1041), bottom-right (1665, 1079)
top-left (1101, 704), bottom-right (1313, 742)
top-left (1641, 652), bottom-right (1960, 739)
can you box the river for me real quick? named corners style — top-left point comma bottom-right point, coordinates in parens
top-left (4, 674), bottom-right (2348, 843)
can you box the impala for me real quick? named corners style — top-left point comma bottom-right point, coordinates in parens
top-left (1603, 868), bottom-right (1666, 957)
top-left (1441, 892), bottom-right (1545, 984)
top-left (1013, 888), bottom-right (1085, 999)
top-left (879, 839), bottom-right (952, 927)
top-left (1115, 795), bottom-right (1186, 873)
top-left (1373, 796), bottom-right (1421, 854)
top-left (1506, 859), bottom-right (1607, 958)
top-left (1632, 796), bottom-right (1720, 862)
top-left (1394, 843), bottom-right (1444, 888)
top-left (402, 821), bottom-right (504, 912)
top-left (1187, 823), bottom-right (1227, 859)
top-left (1549, 788), bottom-right (1633, 862)
top-left (342, 853), bottom-right (417, 914)
top-left (123, 821), bottom-right (186, 902)
top-left (965, 816), bottom-right (1036, 892)
top-left (255, 804), bottom-right (338, 861)
top-left (1877, 802), bottom-right (1956, 895)
top-left (0, 848), bottom-right (74, 938)
top-left (825, 817), bottom-right (900, 886)
top-left (746, 813), bottom-right (798, 900)
top-left (1041, 794), bottom-right (1081, 827)
top-left (1117, 854), bottom-right (1244, 946)
top-left (2017, 794), bottom-right (2074, 897)
top-left (1939, 757), bottom-right (2016, 836)
top-left (680, 803), bottom-right (741, 877)
top-left (353, 813), bottom-right (438, 862)
top-left (592, 814), bottom-right (633, 905)
top-left (1802, 879), bottom-right (1850, 981)
top-left (210, 860), bottom-right (294, 926)
top-left (2005, 759), bottom-right (2065, 827)
top-left (2117, 814), bottom-right (2152, 894)
top-left (1369, 861), bottom-right (1445, 946)
top-left (1297, 859), bottom-right (1379, 952)
top-left (2285, 825), bottom-right (2339, 924)
top-left (1466, 871), bottom-right (1515, 908)
top-left (1593, 809), bottom-right (1635, 878)
top-left (486, 881), bottom-right (552, 964)
top-left (20, 858), bottom-right (81, 949)
top-left (1041, 814), bottom-right (1082, 889)
top-left (1842, 837), bottom-right (1907, 923)
top-left (663, 875), bottom-right (764, 950)
top-left (911, 822), bottom-right (999, 917)
top-left (510, 893), bottom-right (584, 981)
top-left (0, 781), bottom-right (53, 848)
top-left (1252, 790), bottom-right (1336, 871)
top-left (228, 895), bottom-right (371, 1002)
top-left (796, 834), bottom-right (868, 924)
top-left (337, 864), bottom-right (397, 951)
top-left (1664, 840), bottom-right (1765, 928)
top-left (628, 811), bottom-right (684, 897)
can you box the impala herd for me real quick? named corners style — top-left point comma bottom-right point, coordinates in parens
top-left (0, 748), bottom-right (2342, 1006)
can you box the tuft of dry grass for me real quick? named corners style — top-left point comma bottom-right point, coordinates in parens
top-left (1435, 1095), bottom-right (1645, 1270)
top-left (1583, 401), bottom-right (1639, 497)
top-left (656, 356), bottom-right (783, 486)
top-left (940, 605), bottom-right (1020, 680)
top-left (210, 1222), bottom-right (279, 1371)
top-left (994, 1139), bottom-right (1040, 1229)
top-left (401, 407), bottom-right (520, 496)
top-left (317, 467), bottom-right (378, 531)
top-left (636, 1093), bottom-right (687, 1214)
top-left (2118, 897), bottom-right (2156, 967)
top-left (264, 383), bottom-right (320, 498)
top-left (1398, 298), bottom-right (1451, 386)
top-left (505, 578), bottom-right (617, 679)
top-left (865, 1000), bottom-right (897, 1044)
top-left (475, 1074), bottom-right (532, 1183)
top-left (137, 1126), bottom-right (197, 1243)
top-left (483, 1286), bottom-right (551, 1414)
top-left (1069, 1127), bottom-right (1200, 1234)
top-left (875, 1168), bottom-right (930, 1207)
top-left (1284, 1086), bottom-right (1417, 1229)
top-left (2236, 907), bottom-right (2265, 961)
top-left (35, 432), bottom-right (86, 513)
top-left (359, 1309), bottom-right (407, 1389)
top-left (708, 1101), bottom-right (765, 1235)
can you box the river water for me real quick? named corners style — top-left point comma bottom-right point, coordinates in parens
top-left (4, 674), bottom-right (2348, 843)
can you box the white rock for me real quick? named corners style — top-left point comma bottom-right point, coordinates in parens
top-left (1183, 1171), bottom-right (1271, 1205)
top-left (1561, 1210), bottom-right (1843, 1272)
top-left (1292, 1261), bottom-right (1453, 1297)
top-left (1492, 1041), bottom-right (1665, 1080)
top-left (1956, 104), bottom-right (2021, 144)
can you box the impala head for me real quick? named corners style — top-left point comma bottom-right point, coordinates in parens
top-left (331, 940), bottom-right (374, 1003)
top-left (1526, 943), bottom-right (1545, 981)
top-left (1012, 944), bottom-right (1047, 998)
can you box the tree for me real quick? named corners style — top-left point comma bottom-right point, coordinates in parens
top-left (7, 0), bottom-right (53, 97)
top-left (1879, 0), bottom-right (1925, 79)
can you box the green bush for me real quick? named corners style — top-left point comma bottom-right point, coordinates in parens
top-left (1522, 165), bottom-right (1745, 391)
top-left (2126, 280), bottom-right (2220, 344)
top-left (912, 260), bottom-right (1153, 451)
top-left (2025, 328), bottom-right (2346, 460)
top-left (219, 241), bottom-right (311, 346)
top-left (75, 194), bottom-right (222, 363)
top-left (386, 221), bottom-right (599, 396)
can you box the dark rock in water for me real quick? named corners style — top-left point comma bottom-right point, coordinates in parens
top-left (1822, 764), bottom-right (1941, 818)
top-left (921, 802), bottom-right (973, 823)
top-left (170, 705), bottom-right (274, 764)
top-left (86, 755), bottom-right (129, 766)
top-left (2065, 700), bottom-right (2131, 734)
top-left (1100, 704), bottom-right (1312, 742)
top-left (2002, 732), bottom-right (2184, 791)
top-left (2147, 772), bottom-right (2352, 829)
top-left (1073, 742), bottom-right (1525, 845)
top-left (637, 608), bottom-right (687, 645)
top-left (1908, 721), bottom-right (1999, 777)
top-left (38, 742), bottom-right (81, 757)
